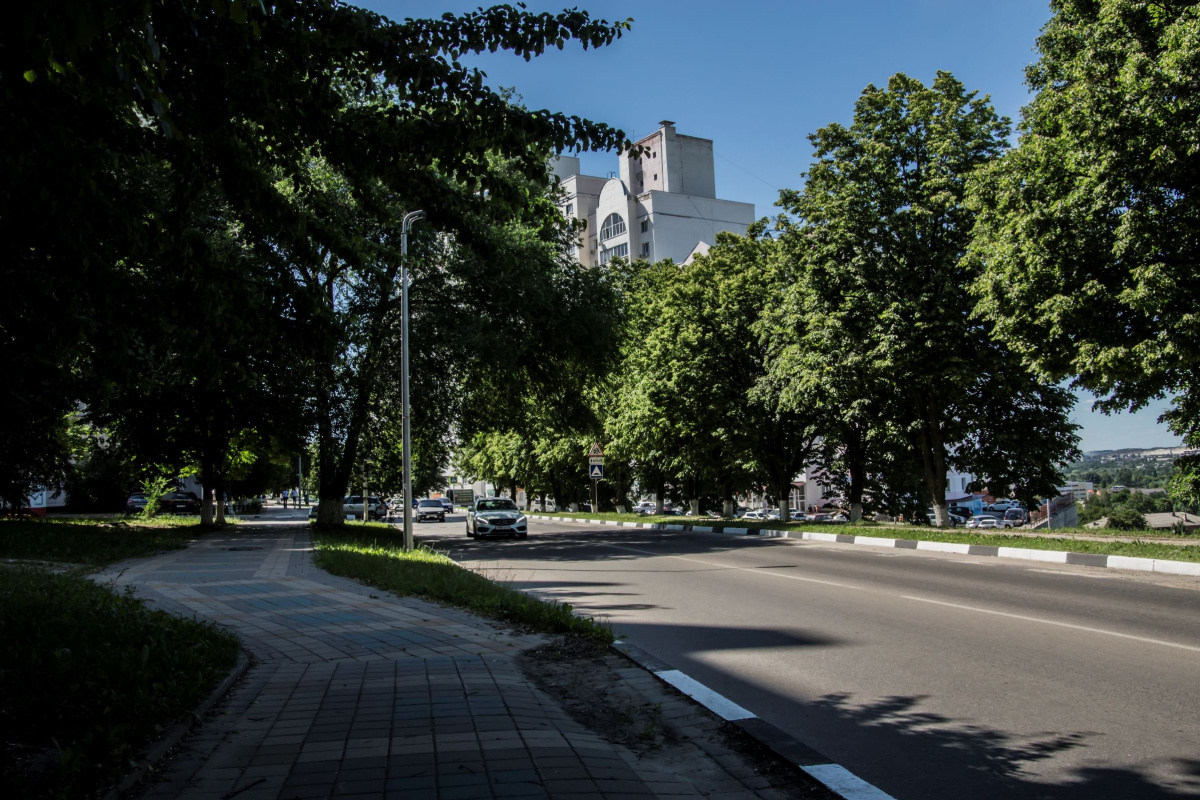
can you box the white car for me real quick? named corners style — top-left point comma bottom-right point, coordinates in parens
top-left (968, 515), bottom-right (1001, 529)
top-left (742, 509), bottom-right (768, 521)
top-left (466, 498), bottom-right (528, 539)
top-left (342, 495), bottom-right (388, 520)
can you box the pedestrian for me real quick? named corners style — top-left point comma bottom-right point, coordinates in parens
top-left (291, 488), bottom-right (298, 507)
top-left (282, 491), bottom-right (289, 510)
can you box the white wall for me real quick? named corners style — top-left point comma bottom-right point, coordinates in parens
top-left (641, 191), bottom-right (755, 264)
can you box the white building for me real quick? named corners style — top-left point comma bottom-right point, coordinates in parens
top-left (552, 121), bottom-right (755, 266)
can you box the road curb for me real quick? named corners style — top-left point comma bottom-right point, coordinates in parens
top-left (530, 515), bottom-right (1200, 577)
top-left (104, 648), bottom-right (251, 800)
top-left (610, 640), bottom-right (896, 800)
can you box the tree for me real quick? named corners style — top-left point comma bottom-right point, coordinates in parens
top-left (968, 0), bottom-right (1200, 486)
top-left (777, 72), bottom-right (1078, 526)
top-left (4, 2), bottom-right (634, 520)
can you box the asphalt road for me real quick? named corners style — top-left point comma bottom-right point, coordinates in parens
top-left (413, 516), bottom-right (1200, 800)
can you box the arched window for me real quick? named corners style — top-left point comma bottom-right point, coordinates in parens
top-left (599, 213), bottom-right (626, 242)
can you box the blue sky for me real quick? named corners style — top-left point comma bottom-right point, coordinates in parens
top-left (367, 0), bottom-right (1179, 453)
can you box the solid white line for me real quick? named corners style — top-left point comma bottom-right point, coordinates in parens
top-left (801, 764), bottom-right (897, 800)
top-left (901, 595), bottom-right (1200, 653)
top-left (654, 669), bottom-right (756, 720)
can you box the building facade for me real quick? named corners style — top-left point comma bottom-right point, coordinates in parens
top-left (552, 121), bottom-right (755, 267)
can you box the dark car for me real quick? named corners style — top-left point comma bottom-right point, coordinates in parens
top-left (163, 491), bottom-right (201, 514)
top-left (416, 499), bottom-right (446, 522)
top-left (125, 493), bottom-right (149, 514)
top-left (439, 497), bottom-right (453, 513)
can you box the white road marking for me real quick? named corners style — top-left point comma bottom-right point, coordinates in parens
top-left (606, 545), bottom-right (861, 591)
top-left (606, 545), bottom-right (1200, 653)
top-left (900, 595), bottom-right (1200, 654)
top-left (654, 669), bottom-right (756, 720)
top-left (801, 764), bottom-right (898, 800)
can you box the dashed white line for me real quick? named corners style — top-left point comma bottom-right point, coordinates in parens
top-left (900, 595), bottom-right (1200, 653)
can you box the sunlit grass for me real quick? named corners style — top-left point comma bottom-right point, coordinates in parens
top-left (312, 527), bottom-right (612, 642)
top-left (0, 517), bottom-right (205, 567)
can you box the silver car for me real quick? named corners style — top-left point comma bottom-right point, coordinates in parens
top-left (466, 498), bottom-right (528, 539)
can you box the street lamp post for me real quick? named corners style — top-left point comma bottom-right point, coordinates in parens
top-left (401, 210), bottom-right (424, 551)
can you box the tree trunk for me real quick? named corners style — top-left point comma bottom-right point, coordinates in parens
top-left (200, 462), bottom-right (216, 526)
top-left (215, 478), bottom-right (226, 525)
top-left (847, 437), bottom-right (866, 523)
top-left (777, 480), bottom-right (790, 526)
top-left (915, 402), bottom-right (950, 527)
top-left (654, 474), bottom-right (665, 515)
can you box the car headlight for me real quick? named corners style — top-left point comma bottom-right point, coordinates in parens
top-left (517, 515), bottom-right (527, 525)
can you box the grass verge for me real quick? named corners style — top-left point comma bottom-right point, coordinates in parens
top-left (0, 567), bottom-right (240, 798)
top-left (0, 517), bottom-right (201, 567)
top-left (312, 524), bottom-right (612, 642)
top-left (528, 510), bottom-right (883, 527)
top-left (527, 512), bottom-right (1200, 562)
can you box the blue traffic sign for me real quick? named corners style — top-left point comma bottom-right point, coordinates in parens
top-left (588, 464), bottom-right (604, 480)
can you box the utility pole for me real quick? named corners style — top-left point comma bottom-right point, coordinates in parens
top-left (401, 210), bottom-right (424, 551)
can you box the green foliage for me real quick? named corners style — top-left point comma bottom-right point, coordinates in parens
top-left (137, 474), bottom-right (172, 519)
top-left (968, 0), bottom-right (1200, 449)
top-left (1105, 505), bottom-right (1149, 531)
top-left (6, 1), bottom-right (634, 528)
top-left (312, 529), bottom-right (611, 642)
top-left (0, 568), bottom-right (239, 797)
top-left (774, 71), bottom-right (1078, 523)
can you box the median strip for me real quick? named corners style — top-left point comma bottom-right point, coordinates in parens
top-left (530, 514), bottom-right (1200, 577)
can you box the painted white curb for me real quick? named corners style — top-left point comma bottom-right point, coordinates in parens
top-left (855, 536), bottom-right (896, 548)
top-left (526, 514), bottom-right (1200, 578)
top-left (802, 764), bottom-right (898, 800)
top-left (997, 546), bottom-right (1068, 563)
top-left (653, 669), bottom-right (756, 721)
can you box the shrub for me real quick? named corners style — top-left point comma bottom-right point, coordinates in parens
top-left (1105, 506), bottom-right (1148, 531)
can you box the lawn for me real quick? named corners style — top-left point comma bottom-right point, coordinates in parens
top-left (0, 517), bottom-right (240, 797)
top-left (312, 523), bottom-right (612, 642)
top-left (0, 567), bottom-right (239, 798)
top-left (0, 516), bottom-right (203, 566)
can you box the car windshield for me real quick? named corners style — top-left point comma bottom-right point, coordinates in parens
top-left (418, 500), bottom-right (440, 507)
top-left (477, 499), bottom-right (517, 511)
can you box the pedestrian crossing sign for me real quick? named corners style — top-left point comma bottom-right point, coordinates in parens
top-left (589, 464), bottom-right (604, 480)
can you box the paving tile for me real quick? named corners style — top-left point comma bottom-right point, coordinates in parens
top-left (98, 527), bottom-right (794, 800)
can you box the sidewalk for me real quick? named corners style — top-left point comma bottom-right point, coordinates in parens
top-left (95, 525), bottom-right (807, 800)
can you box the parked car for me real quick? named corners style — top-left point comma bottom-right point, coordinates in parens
top-left (765, 509), bottom-right (782, 521)
top-left (343, 496), bottom-right (388, 520)
top-left (1004, 508), bottom-right (1027, 526)
top-left (466, 497), bottom-right (528, 539)
top-left (968, 515), bottom-right (1002, 529)
top-left (808, 513), bottom-right (833, 523)
top-left (416, 499), bottom-right (446, 522)
top-left (830, 513), bottom-right (849, 523)
top-left (162, 491), bottom-right (201, 514)
top-left (742, 510), bottom-right (767, 521)
top-left (632, 502), bottom-right (656, 515)
top-left (125, 493), bottom-right (149, 514)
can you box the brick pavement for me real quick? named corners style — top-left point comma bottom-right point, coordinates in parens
top-left (95, 526), bottom-right (786, 799)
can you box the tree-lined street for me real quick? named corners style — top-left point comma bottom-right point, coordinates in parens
top-left (419, 518), bottom-right (1200, 799)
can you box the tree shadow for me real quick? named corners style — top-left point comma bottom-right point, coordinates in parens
top-left (799, 690), bottom-right (1198, 799)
